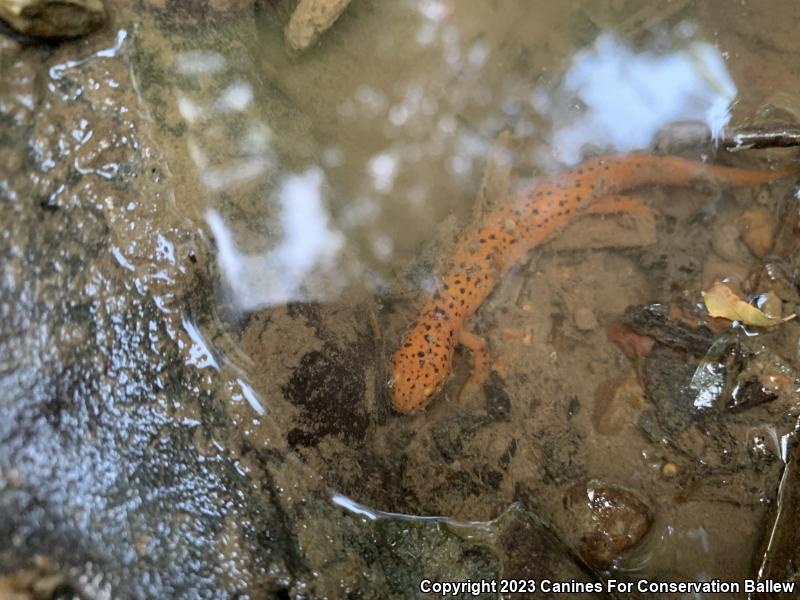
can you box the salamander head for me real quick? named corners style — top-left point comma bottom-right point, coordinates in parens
top-left (390, 318), bottom-right (455, 414)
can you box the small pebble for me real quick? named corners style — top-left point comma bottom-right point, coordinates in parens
top-left (661, 462), bottom-right (679, 478)
top-left (737, 207), bottom-right (775, 258)
top-left (574, 307), bottom-right (598, 331)
top-left (285, 0), bottom-right (352, 52)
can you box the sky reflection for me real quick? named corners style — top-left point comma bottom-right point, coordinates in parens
top-left (206, 169), bottom-right (344, 310)
top-left (548, 32), bottom-right (736, 164)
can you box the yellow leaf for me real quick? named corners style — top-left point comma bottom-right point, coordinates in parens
top-left (702, 282), bottom-right (779, 327)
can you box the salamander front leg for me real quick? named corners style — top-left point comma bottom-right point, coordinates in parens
top-left (457, 328), bottom-right (490, 401)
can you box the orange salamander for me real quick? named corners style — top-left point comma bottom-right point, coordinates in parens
top-left (390, 152), bottom-right (799, 414)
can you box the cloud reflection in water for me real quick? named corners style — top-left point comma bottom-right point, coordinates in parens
top-left (548, 32), bottom-right (736, 164)
top-left (207, 169), bottom-right (344, 310)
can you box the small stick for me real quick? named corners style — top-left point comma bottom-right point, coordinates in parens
top-left (720, 125), bottom-right (800, 151)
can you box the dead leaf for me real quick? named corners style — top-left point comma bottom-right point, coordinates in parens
top-left (702, 282), bottom-right (780, 326)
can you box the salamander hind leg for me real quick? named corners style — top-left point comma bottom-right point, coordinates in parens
top-left (456, 328), bottom-right (490, 402)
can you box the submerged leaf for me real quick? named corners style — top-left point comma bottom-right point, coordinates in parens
top-left (702, 282), bottom-right (779, 327)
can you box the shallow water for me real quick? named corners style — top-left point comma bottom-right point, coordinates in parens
top-left (4, 0), bottom-right (800, 596)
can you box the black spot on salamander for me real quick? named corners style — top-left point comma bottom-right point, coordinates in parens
top-left (558, 200), bottom-right (565, 207)
top-left (577, 169), bottom-right (583, 174)
top-left (574, 181), bottom-right (581, 188)
top-left (459, 288), bottom-right (465, 293)
top-left (546, 191), bottom-right (553, 196)
top-left (533, 208), bottom-right (539, 215)
top-left (449, 302), bottom-right (454, 308)
top-left (424, 324), bottom-right (431, 330)
top-left (489, 234), bottom-right (496, 240)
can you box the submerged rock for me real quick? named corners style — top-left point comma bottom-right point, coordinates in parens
top-left (0, 0), bottom-right (105, 39)
top-left (561, 481), bottom-right (653, 569)
top-left (737, 207), bottom-right (775, 258)
top-left (284, 0), bottom-right (351, 52)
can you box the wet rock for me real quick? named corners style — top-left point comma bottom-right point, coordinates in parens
top-left (640, 344), bottom-right (698, 435)
top-left (561, 481), bottom-right (653, 569)
top-left (494, 505), bottom-right (604, 599)
top-left (753, 448), bottom-right (800, 598)
top-left (737, 207), bottom-right (776, 258)
top-left (0, 0), bottom-right (105, 39)
top-left (285, 0), bottom-right (351, 52)
top-left (573, 306), bottom-right (598, 331)
top-left (728, 377), bottom-right (779, 412)
top-left (623, 303), bottom-right (715, 356)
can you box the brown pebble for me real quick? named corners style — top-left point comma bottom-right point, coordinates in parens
top-left (574, 306), bottom-right (598, 331)
top-left (661, 462), bottom-right (679, 478)
top-left (285, 0), bottom-right (352, 52)
top-left (561, 480), bottom-right (653, 568)
top-left (736, 207), bottom-right (775, 258)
